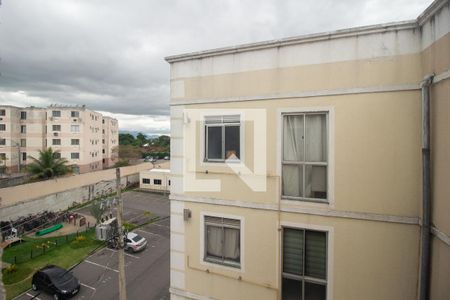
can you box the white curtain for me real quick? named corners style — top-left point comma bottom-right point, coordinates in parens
top-left (305, 114), bottom-right (326, 162)
top-left (305, 165), bottom-right (327, 198)
top-left (223, 228), bottom-right (240, 261)
top-left (206, 226), bottom-right (222, 258)
top-left (283, 165), bottom-right (302, 197)
top-left (283, 115), bottom-right (304, 161)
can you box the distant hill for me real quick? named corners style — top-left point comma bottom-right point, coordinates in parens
top-left (119, 130), bottom-right (163, 139)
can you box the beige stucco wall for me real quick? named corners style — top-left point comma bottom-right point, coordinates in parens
top-left (180, 202), bottom-right (419, 300)
top-left (175, 90), bottom-right (421, 218)
top-left (139, 169), bottom-right (171, 191)
top-left (168, 2), bottom-right (450, 299)
top-left (0, 162), bottom-right (153, 208)
top-left (429, 236), bottom-right (450, 300)
top-left (424, 9), bottom-right (450, 300)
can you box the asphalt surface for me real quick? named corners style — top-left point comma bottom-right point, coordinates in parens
top-left (16, 191), bottom-right (170, 300)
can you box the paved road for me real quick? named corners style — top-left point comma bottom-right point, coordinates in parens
top-left (16, 191), bottom-right (170, 300)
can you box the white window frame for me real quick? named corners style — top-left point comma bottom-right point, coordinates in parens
top-left (277, 107), bottom-right (335, 208)
top-left (280, 221), bottom-right (334, 300)
top-left (71, 111), bottom-right (79, 118)
top-left (200, 112), bottom-right (245, 166)
top-left (71, 125), bottom-right (80, 133)
top-left (200, 211), bottom-right (245, 272)
top-left (52, 110), bottom-right (61, 117)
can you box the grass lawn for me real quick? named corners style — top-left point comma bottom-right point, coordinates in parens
top-left (2, 229), bottom-right (104, 300)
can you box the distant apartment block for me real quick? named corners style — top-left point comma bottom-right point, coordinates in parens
top-left (166, 0), bottom-right (449, 300)
top-left (0, 105), bottom-right (119, 174)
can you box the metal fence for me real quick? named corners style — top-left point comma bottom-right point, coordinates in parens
top-left (3, 227), bottom-right (95, 265)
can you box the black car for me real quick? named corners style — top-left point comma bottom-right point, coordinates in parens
top-left (32, 265), bottom-right (80, 299)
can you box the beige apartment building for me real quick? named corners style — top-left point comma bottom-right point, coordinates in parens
top-left (0, 105), bottom-right (119, 174)
top-left (165, 0), bottom-right (450, 299)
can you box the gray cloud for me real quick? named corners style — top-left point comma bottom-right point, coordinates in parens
top-left (0, 0), bottom-right (432, 133)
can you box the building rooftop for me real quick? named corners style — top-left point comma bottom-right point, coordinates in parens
top-left (165, 0), bottom-right (447, 63)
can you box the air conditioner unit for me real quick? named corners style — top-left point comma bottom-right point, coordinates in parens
top-left (49, 117), bottom-right (54, 121)
top-left (53, 132), bottom-right (59, 136)
top-left (73, 119), bottom-right (77, 122)
top-left (0, 118), bottom-right (3, 121)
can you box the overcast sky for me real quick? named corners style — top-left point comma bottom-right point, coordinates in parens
top-left (0, 0), bottom-right (432, 135)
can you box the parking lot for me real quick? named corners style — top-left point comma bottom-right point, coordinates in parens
top-left (16, 191), bottom-right (170, 300)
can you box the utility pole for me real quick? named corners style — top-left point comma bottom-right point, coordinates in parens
top-left (116, 168), bottom-right (127, 300)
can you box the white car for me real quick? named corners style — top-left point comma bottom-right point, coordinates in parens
top-left (125, 232), bottom-right (147, 253)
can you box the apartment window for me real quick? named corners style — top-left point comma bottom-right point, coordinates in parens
top-left (102, 139), bottom-right (105, 144)
top-left (52, 125), bottom-right (61, 131)
top-left (20, 139), bottom-right (26, 147)
top-left (71, 152), bottom-right (80, 159)
top-left (282, 228), bottom-right (327, 300)
top-left (0, 139), bottom-right (5, 145)
top-left (142, 178), bottom-right (150, 184)
top-left (102, 149), bottom-right (105, 154)
top-left (102, 119), bottom-right (105, 124)
top-left (204, 216), bottom-right (241, 268)
top-left (20, 125), bottom-right (26, 134)
top-left (0, 110), bottom-right (5, 116)
top-left (204, 115), bottom-right (240, 162)
top-left (153, 179), bottom-right (162, 185)
top-left (0, 153), bottom-right (6, 160)
top-left (22, 152), bottom-right (27, 161)
top-left (0, 124), bottom-right (5, 131)
top-left (71, 125), bottom-right (80, 133)
top-left (71, 139), bottom-right (79, 145)
top-left (52, 110), bottom-right (61, 117)
top-left (20, 111), bottom-right (27, 120)
top-left (52, 139), bottom-right (61, 145)
top-left (53, 152), bottom-right (61, 159)
top-left (282, 113), bottom-right (328, 202)
top-left (168, 180), bottom-right (171, 186)
top-left (71, 111), bottom-right (79, 118)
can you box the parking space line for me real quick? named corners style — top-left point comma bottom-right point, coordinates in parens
top-left (150, 222), bottom-right (169, 228)
top-left (26, 292), bottom-right (41, 300)
top-left (104, 247), bottom-right (140, 259)
top-left (135, 229), bottom-right (163, 237)
top-left (84, 260), bottom-right (119, 273)
top-left (80, 283), bottom-right (96, 290)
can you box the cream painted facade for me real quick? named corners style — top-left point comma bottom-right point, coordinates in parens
top-left (166, 1), bottom-right (450, 300)
top-left (102, 116), bottom-right (119, 168)
top-left (139, 168), bottom-right (171, 192)
top-left (0, 105), bottom-right (118, 174)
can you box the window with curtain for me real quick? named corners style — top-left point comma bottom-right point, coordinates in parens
top-left (282, 113), bottom-right (328, 202)
top-left (282, 228), bottom-right (327, 300)
top-left (204, 115), bottom-right (240, 162)
top-left (71, 125), bottom-right (80, 133)
top-left (204, 216), bottom-right (241, 268)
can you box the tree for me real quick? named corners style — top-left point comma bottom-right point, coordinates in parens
top-left (118, 145), bottom-right (142, 164)
top-left (119, 133), bottom-right (135, 145)
top-left (26, 148), bottom-right (71, 179)
top-left (157, 135), bottom-right (170, 147)
top-left (89, 200), bottom-right (107, 223)
top-left (135, 132), bottom-right (147, 147)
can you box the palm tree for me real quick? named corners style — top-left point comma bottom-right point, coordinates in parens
top-left (27, 148), bottom-right (71, 179)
